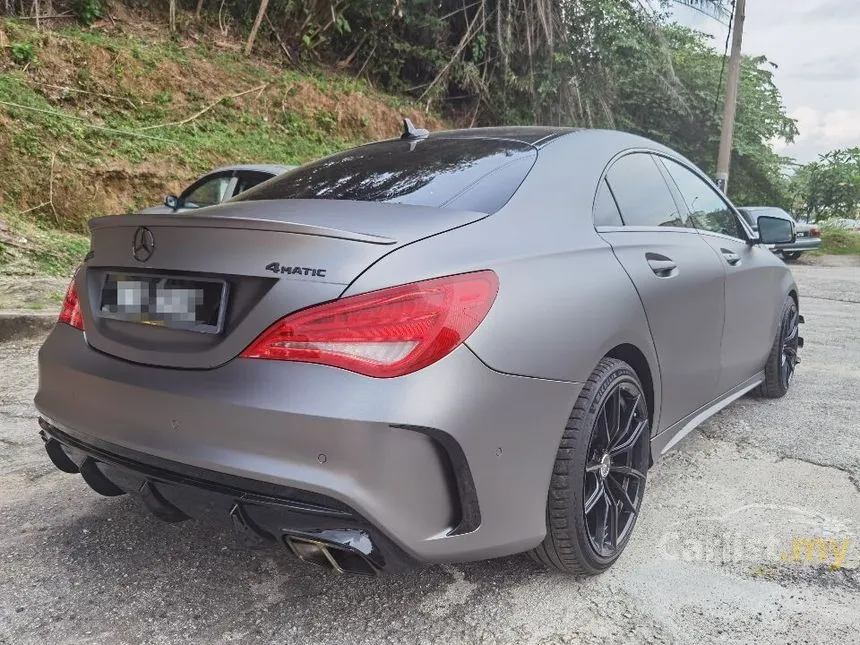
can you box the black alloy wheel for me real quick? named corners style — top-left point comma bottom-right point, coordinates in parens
top-left (760, 296), bottom-right (802, 398)
top-left (583, 382), bottom-right (649, 557)
top-left (530, 358), bottom-right (651, 575)
top-left (780, 300), bottom-right (801, 389)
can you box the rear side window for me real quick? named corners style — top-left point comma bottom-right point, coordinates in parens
top-left (593, 179), bottom-right (624, 227)
top-left (234, 171), bottom-right (277, 195)
top-left (659, 157), bottom-right (745, 240)
top-left (605, 153), bottom-right (689, 228)
top-left (233, 138), bottom-right (537, 215)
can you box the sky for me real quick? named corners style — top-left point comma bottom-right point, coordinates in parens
top-left (670, 0), bottom-right (860, 164)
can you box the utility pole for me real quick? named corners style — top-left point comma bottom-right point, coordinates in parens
top-left (715, 0), bottom-right (746, 194)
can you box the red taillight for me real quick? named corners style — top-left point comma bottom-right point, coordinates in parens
top-left (58, 277), bottom-right (84, 330)
top-left (240, 271), bottom-right (499, 378)
top-left (811, 227), bottom-right (820, 237)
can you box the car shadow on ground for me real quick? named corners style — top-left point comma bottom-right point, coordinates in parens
top-left (46, 491), bottom-right (556, 602)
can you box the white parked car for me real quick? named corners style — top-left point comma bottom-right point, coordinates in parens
top-left (137, 164), bottom-right (295, 214)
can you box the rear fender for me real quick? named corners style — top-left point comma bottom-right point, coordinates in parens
top-left (343, 217), bottom-right (664, 435)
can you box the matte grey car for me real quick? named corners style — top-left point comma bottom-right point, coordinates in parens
top-left (137, 164), bottom-right (295, 215)
top-left (35, 126), bottom-right (804, 576)
top-left (738, 206), bottom-right (821, 260)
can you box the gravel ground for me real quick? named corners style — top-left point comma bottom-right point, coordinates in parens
top-left (0, 264), bottom-right (858, 645)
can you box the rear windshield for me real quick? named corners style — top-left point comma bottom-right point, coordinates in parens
top-left (232, 137), bottom-right (537, 214)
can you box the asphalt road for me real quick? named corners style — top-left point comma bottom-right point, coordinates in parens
top-left (1, 263), bottom-right (858, 645)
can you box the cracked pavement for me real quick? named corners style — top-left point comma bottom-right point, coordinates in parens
top-left (0, 263), bottom-right (858, 645)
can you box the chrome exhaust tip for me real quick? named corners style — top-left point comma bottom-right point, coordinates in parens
top-left (284, 534), bottom-right (379, 576)
top-left (285, 536), bottom-right (338, 571)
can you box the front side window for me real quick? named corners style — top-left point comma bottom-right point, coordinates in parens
top-left (659, 157), bottom-right (746, 240)
top-left (182, 174), bottom-right (234, 208)
top-left (605, 153), bottom-right (689, 228)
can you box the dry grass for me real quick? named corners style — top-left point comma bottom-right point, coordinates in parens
top-left (0, 17), bottom-right (444, 242)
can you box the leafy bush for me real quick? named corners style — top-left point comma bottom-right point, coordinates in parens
top-left (819, 229), bottom-right (860, 256)
top-left (10, 42), bottom-right (35, 64)
top-left (76, 0), bottom-right (103, 26)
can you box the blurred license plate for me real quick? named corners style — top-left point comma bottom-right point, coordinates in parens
top-left (797, 232), bottom-right (807, 237)
top-left (99, 273), bottom-right (227, 333)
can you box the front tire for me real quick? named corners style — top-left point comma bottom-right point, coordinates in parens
top-left (759, 296), bottom-right (800, 398)
top-left (529, 358), bottom-right (650, 575)
top-left (782, 251), bottom-right (802, 261)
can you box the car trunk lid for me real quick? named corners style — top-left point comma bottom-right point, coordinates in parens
top-left (79, 199), bottom-right (487, 369)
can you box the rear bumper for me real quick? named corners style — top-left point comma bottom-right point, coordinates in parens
top-left (772, 238), bottom-right (821, 252)
top-left (35, 324), bottom-right (580, 564)
top-left (38, 419), bottom-right (410, 574)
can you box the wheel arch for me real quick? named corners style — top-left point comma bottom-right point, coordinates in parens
top-left (788, 288), bottom-right (799, 309)
top-left (604, 343), bottom-right (655, 432)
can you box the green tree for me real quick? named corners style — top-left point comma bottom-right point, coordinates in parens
top-left (612, 25), bottom-right (797, 207)
top-left (792, 148), bottom-right (860, 221)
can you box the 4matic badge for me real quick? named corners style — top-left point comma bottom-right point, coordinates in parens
top-left (265, 262), bottom-right (327, 278)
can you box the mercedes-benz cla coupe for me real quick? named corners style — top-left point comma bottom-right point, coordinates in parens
top-left (35, 124), bottom-right (803, 576)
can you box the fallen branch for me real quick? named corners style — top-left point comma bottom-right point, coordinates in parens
top-left (29, 81), bottom-right (140, 108)
top-left (418, 8), bottom-right (483, 102)
top-left (13, 12), bottom-right (72, 20)
top-left (356, 43), bottom-right (377, 80)
top-left (264, 13), bottom-right (292, 62)
top-left (137, 83), bottom-right (268, 131)
top-left (14, 201), bottom-right (49, 217)
top-left (0, 100), bottom-right (177, 142)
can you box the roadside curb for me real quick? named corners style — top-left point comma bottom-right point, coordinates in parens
top-left (0, 311), bottom-right (57, 342)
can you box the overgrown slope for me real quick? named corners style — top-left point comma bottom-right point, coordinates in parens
top-left (0, 13), bottom-right (443, 277)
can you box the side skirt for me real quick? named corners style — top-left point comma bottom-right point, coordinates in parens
top-left (650, 371), bottom-right (764, 458)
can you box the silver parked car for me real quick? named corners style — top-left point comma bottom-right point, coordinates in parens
top-left (35, 125), bottom-right (803, 577)
top-left (738, 206), bottom-right (821, 260)
top-left (137, 164), bottom-right (295, 214)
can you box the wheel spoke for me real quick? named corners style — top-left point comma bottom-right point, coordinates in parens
top-left (600, 405), bottom-right (612, 447)
top-left (598, 493), bottom-right (610, 552)
top-left (585, 461), bottom-right (602, 473)
top-left (785, 325), bottom-right (798, 342)
top-left (610, 419), bottom-right (648, 458)
top-left (610, 389), bottom-right (623, 444)
top-left (609, 464), bottom-right (646, 481)
top-left (607, 475), bottom-right (638, 513)
top-left (584, 479), bottom-right (604, 514)
top-left (611, 393), bottom-right (640, 450)
top-left (604, 489), bottom-right (619, 550)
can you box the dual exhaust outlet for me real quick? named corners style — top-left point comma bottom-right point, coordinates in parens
top-left (284, 534), bottom-right (380, 577)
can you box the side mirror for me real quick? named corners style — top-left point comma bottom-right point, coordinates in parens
top-left (164, 194), bottom-right (179, 210)
top-left (756, 215), bottom-right (795, 245)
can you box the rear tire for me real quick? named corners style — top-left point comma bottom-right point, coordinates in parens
top-left (782, 251), bottom-right (802, 261)
top-left (529, 358), bottom-right (650, 575)
top-left (759, 296), bottom-right (800, 398)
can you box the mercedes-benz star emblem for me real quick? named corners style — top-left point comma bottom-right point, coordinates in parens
top-left (132, 226), bottom-right (155, 262)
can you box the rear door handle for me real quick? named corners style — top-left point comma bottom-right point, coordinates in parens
top-left (646, 258), bottom-right (678, 277)
top-left (721, 249), bottom-right (741, 266)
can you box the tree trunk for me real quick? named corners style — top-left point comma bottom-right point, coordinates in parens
top-left (169, 0), bottom-right (176, 32)
top-left (194, 0), bottom-right (204, 20)
top-left (244, 0), bottom-right (269, 56)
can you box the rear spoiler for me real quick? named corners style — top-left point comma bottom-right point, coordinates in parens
top-left (88, 213), bottom-right (397, 245)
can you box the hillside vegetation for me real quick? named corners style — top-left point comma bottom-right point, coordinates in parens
top-left (0, 12), bottom-right (443, 276)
